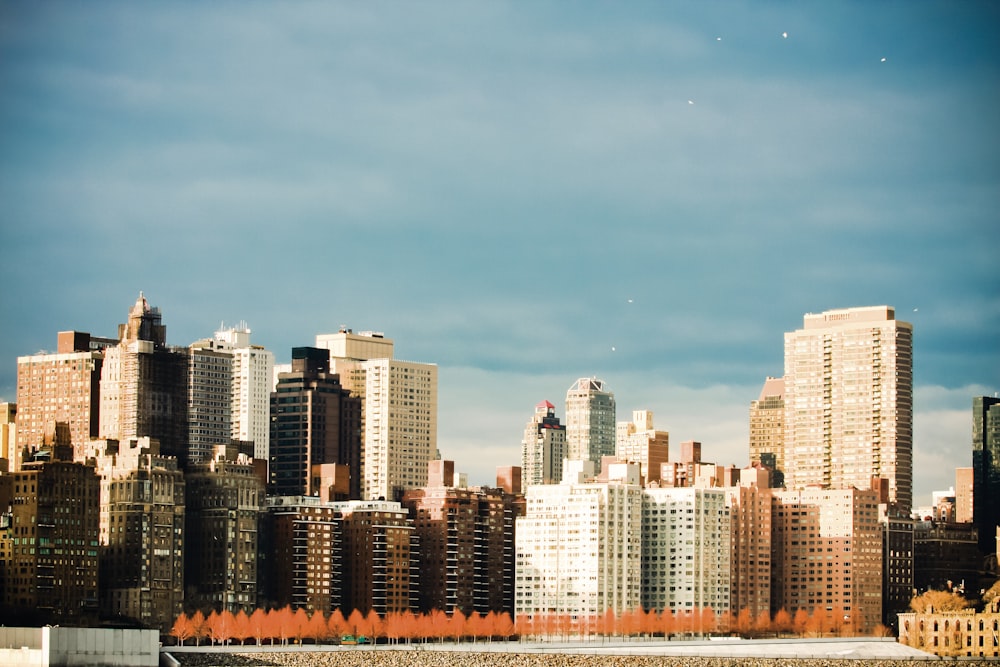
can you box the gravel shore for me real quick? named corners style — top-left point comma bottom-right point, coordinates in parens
top-left (170, 653), bottom-right (944, 667)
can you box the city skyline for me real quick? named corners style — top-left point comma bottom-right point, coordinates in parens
top-left (1, 3), bottom-right (997, 507)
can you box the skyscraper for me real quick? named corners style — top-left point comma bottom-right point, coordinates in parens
top-left (315, 329), bottom-right (438, 503)
top-left (972, 395), bottom-right (1000, 553)
top-left (88, 436), bottom-right (185, 632)
top-left (565, 377), bottom-right (616, 465)
top-left (184, 443), bottom-right (264, 614)
top-left (783, 306), bottom-right (913, 509)
top-left (520, 400), bottom-right (567, 486)
top-left (749, 376), bottom-right (785, 487)
top-left (187, 337), bottom-right (233, 465)
top-left (16, 331), bottom-right (113, 466)
top-left (214, 325), bottom-right (274, 461)
top-left (362, 358), bottom-right (438, 502)
top-left (99, 294), bottom-right (189, 467)
top-left (269, 347), bottom-right (362, 498)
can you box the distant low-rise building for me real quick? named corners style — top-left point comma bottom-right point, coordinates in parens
top-left (898, 601), bottom-right (1000, 658)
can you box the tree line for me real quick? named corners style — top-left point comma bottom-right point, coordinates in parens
top-left (169, 605), bottom-right (887, 646)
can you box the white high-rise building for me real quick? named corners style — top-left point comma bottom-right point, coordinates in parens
top-left (515, 465), bottom-right (643, 623)
top-left (783, 306), bottom-right (913, 509)
top-left (641, 487), bottom-right (731, 619)
top-left (315, 329), bottom-right (438, 502)
top-left (565, 377), bottom-right (616, 465)
top-left (215, 325), bottom-right (274, 461)
top-left (521, 400), bottom-right (567, 486)
top-left (362, 358), bottom-right (438, 501)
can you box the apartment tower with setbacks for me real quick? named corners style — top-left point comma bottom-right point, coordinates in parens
top-left (782, 306), bottom-right (913, 510)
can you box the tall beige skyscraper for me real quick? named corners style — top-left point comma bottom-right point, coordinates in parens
top-left (783, 306), bottom-right (913, 509)
top-left (315, 329), bottom-right (438, 502)
top-left (565, 377), bottom-right (616, 465)
top-left (748, 376), bottom-right (785, 487)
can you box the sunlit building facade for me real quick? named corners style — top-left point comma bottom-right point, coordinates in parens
top-left (521, 400), bottom-right (567, 486)
top-left (515, 469), bottom-right (642, 622)
top-left (565, 377), bottom-right (616, 465)
top-left (783, 306), bottom-right (913, 509)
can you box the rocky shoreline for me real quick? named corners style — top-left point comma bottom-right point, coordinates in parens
top-left (170, 652), bottom-right (943, 667)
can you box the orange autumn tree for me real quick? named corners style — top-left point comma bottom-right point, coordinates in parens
top-left (248, 608), bottom-right (267, 645)
top-left (346, 609), bottom-right (365, 638)
top-left (232, 610), bottom-right (251, 645)
top-left (328, 609), bottom-right (347, 640)
top-left (428, 609), bottom-right (449, 642)
top-left (447, 610), bottom-right (467, 642)
top-left (365, 610), bottom-right (384, 643)
top-left (754, 609), bottom-right (773, 637)
top-left (170, 613), bottom-right (194, 646)
top-left (189, 610), bottom-right (207, 646)
top-left (496, 612), bottom-right (515, 641)
top-left (304, 610), bottom-right (329, 644)
top-left (773, 608), bottom-right (793, 636)
top-left (660, 608), bottom-right (675, 638)
top-left (792, 608), bottom-right (810, 636)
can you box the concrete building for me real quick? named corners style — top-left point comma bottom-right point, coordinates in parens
top-left (214, 325), bottom-right (274, 462)
top-left (659, 441), bottom-right (725, 489)
top-left (521, 400), bottom-right (567, 486)
top-left (337, 499), bottom-right (416, 616)
top-left (956, 466), bottom-right (974, 524)
top-left (361, 357), bottom-right (438, 502)
top-left (770, 488), bottom-right (883, 633)
top-left (642, 486), bottom-right (731, 621)
top-left (972, 396), bottom-right (1000, 554)
top-left (783, 306), bottom-right (913, 510)
top-left (749, 376), bottom-right (785, 488)
top-left (184, 443), bottom-right (265, 614)
top-left (15, 331), bottom-right (112, 466)
top-left (881, 506), bottom-right (915, 632)
top-left (515, 462), bottom-right (642, 624)
top-left (616, 409), bottom-right (669, 486)
top-left (724, 465), bottom-right (772, 623)
top-left (87, 436), bottom-right (185, 632)
top-left (269, 347), bottom-right (362, 498)
top-left (912, 519), bottom-right (983, 595)
top-left (0, 439), bottom-right (100, 624)
top-left (0, 402), bottom-right (14, 472)
top-left (187, 338), bottom-right (233, 465)
top-left (402, 461), bottom-right (522, 616)
top-left (0, 627), bottom-right (159, 667)
top-left (898, 601), bottom-right (1000, 658)
top-left (99, 294), bottom-right (189, 467)
top-left (565, 378), bottom-right (616, 466)
top-left (315, 329), bottom-right (438, 503)
top-left (263, 496), bottom-right (415, 615)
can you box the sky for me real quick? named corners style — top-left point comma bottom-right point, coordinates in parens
top-left (1, 2), bottom-right (997, 507)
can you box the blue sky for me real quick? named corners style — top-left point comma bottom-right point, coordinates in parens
top-left (1, 2), bottom-right (997, 506)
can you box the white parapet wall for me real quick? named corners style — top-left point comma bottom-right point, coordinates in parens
top-left (0, 627), bottom-right (159, 667)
